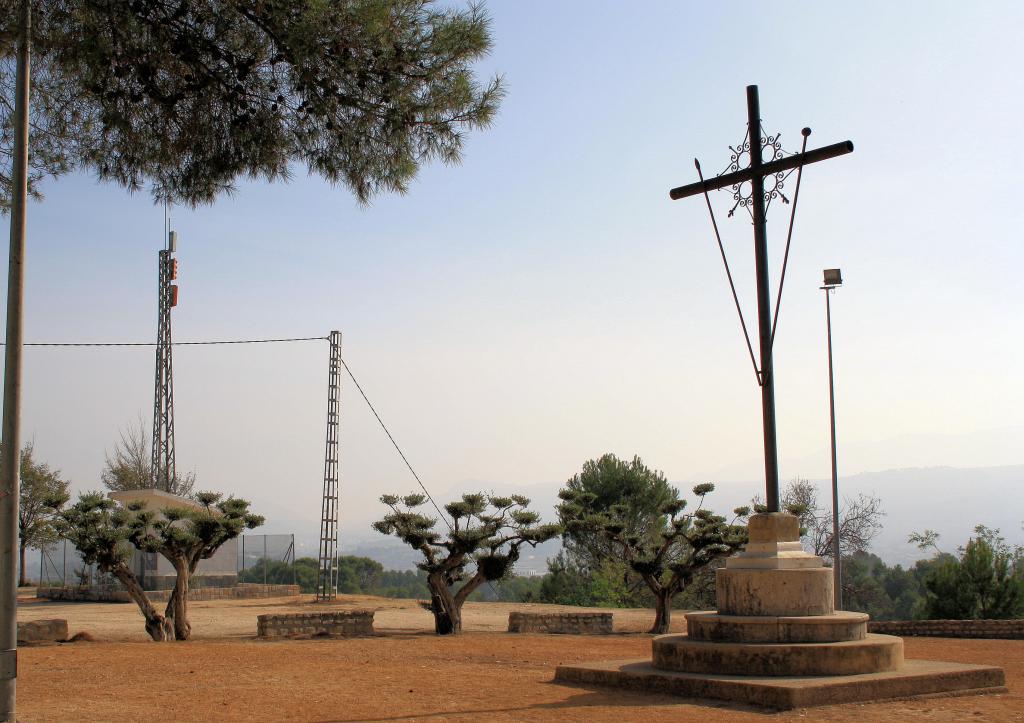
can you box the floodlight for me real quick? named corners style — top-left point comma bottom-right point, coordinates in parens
top-left (823, 268), bottom-right (842, 287)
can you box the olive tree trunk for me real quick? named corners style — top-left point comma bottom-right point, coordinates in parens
top-left (427, 572), bottom-right (461, 635)
top-left (110, 564), bottom-right (169, 641)
top-left (644, 575), bottom-right (679, 635)
top-left (169, 557), bottom-right (192, 640)
top-left (650, 590), bottom-right (674, 635)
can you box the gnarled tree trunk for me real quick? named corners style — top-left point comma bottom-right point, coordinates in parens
top-left (169, 557), bottom-right (192, 640)
top-left (427, 572), bottom-right (461, 635)
top-left (110, 564), bottom-right (169, 641)
top-left (650, 590), bottom-right (673, 635)
top-left (19, 542), bottom-right (27, 587)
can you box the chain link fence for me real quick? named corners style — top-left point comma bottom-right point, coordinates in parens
top-left (238, 534), bottom-right (297, 586)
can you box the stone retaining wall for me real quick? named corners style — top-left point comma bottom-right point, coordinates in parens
top-left (257, 610), bottom-right (375, 639)
top-left (38, 582), bottom-right (300, 603)
top-left (18, 619), bottom-right (68, 644)
top-left (867, 619), bottom-right (1024, 639)
top-left (508, 612), bottom-right (613, 634)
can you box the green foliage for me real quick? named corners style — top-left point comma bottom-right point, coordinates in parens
top-left (1, 0), bottom-right (503, 208)
top-left (921, 532), bottom-right (1024, 620)
top-left (49, 492), bottom-right (137, 572)
top-left (558, 456), bottom-right (747, 632)
top-left (5, 442), bottom-right (70, 570)
top-left (557, 453), bottom-right (678, 572)
top-left (374, 491), bottom-right (560, 633)
top-left (51, 489), bottom-right (262, 639)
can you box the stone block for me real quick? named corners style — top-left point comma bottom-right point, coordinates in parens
top-left (18, 619), bottom-right (68, 644)
top-left (508, 612), bottom-right (612, 634)
top-left (747, 513), bottom-right (800, 543)
top-left (717, 567), bottom-right (833, 616)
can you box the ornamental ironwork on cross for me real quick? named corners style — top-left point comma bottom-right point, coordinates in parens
top-left (668, 85), bottom-right (854, 513)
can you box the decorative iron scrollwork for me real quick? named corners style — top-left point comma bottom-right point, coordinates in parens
top-left (721, 125), bottom-right (796, 218)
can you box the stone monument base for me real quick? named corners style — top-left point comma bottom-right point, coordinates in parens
top-left (554, 657), bottom-right (1006, 711)
top-left (553, 512), bottom-right (1007, 710)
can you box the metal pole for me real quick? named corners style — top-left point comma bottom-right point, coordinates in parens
top-left (0, 1), bottom-right (30, 715)
top-left (746, 85), bottom-right (781, 512)
top-left (263, 535), bottom-right (267, 586)
top-left (825, 288), bottom-right (842, 609)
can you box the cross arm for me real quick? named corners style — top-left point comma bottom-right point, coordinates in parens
top-left (669, 140), bottom-right (854, 200)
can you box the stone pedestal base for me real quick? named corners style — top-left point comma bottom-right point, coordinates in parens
top-left (554, 658), bottom-right (1007, 711)
top-left (551, 512), bottom-right (1007, 709)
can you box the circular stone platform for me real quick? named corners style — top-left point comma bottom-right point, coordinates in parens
top-left (652, 634), bottom-right (904, 676)
top-left (686, 610), bottom-right (868, 643)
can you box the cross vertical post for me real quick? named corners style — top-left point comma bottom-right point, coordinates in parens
top-left (746, 85), bottom-right (781, 512)
top-left (668, 85), bottom-right (854, 515)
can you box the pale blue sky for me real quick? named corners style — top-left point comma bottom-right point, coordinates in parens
top-left (4, 1), bottom-right (1023, 553)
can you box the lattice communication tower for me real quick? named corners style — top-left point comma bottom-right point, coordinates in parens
top-left (151, 228), bottom-right (178, 489)
top-left (316, 330), bottom-right (342, 601)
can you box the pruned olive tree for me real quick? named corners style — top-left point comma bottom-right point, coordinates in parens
top-left (558, 482), bottom-right (748, 634)
top-left (48, 492), bottom-right (172, 641)
top-left (131, 492), bottom-right (263, 640)
top-left (373, 492), bottom-right (560, 634)
top-left (49, 490), bottom-right (262, 641)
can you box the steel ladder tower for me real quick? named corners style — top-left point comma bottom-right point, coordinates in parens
top-left (316, 330), bottom-right (342, 601)
top-left (151, 230), bottom-right (177, 490)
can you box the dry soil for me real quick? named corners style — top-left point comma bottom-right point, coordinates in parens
top-left (16, 592), bottom-right (1024, 721)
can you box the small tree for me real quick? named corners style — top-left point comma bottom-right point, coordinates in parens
top-left (4, 442), bottom-right (70, 586)
top-left (48, 492), bottom-right (171, 641)
top-left (132, 492), bottom-right (263, 640)
top-left (373, 492), bottom-right (560, 634)
top-left (101, 418), bottom-right (195, 498)
top-left (757, 478), bottom-right (884, 562)
top-left (49, 490), bottom-right (261, 641)
top-left (557, 454), bottom-right (678, 573)
top-left (559, 482), bottom-right (748, 634)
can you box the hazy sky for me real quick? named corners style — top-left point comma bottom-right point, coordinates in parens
top-left (3, 2), bottom-right (1022, 554)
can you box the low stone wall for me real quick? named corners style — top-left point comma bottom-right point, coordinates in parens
top-left (257, 610), bottom-right (375, 639)
top-left (868, 619), bottom-right (1024, 639)
top-left (508, 612), bottom-right (613, 634)
top-left (18, 618), bottom-right (68, 644)
top-left (38, 583), bottom-right (300, 603)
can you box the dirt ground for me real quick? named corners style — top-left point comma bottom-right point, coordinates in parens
top-left (16, 592), bottom-right (1024, 721)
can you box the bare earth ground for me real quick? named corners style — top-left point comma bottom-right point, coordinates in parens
top-left (16, 591), bottom-right (1024, 721)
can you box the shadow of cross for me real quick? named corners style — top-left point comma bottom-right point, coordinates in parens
top-left (668, 84), bottom-right (854, 514)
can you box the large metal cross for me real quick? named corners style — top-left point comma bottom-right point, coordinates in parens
top-left (668, 85), bottom-right (853, 512)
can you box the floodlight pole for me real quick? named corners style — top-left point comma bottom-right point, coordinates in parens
top-left (822, 273), bottom-right (842, 609)
top-left (0, 0), bottom-right (30, 717)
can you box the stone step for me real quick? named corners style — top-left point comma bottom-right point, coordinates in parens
top-left (652, 633), bottom-right (904, 676)
top-left (686, 610), bottom-right (868, 643)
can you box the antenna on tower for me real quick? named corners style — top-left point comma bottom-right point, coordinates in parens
top-left (151, 203), bottom-right (177, 491)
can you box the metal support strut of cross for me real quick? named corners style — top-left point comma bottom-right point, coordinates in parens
top-left (668, 85), bottom-right (853, 513)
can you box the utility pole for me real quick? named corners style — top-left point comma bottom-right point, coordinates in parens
top-left (822, 268), bottom-right (844, 609)
top-left (0, 0), bottom-right (31, 717)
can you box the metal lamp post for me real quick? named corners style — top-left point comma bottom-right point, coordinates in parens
top-left (821, 268), bottom-right (843, 610)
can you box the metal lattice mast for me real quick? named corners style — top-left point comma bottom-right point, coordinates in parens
top-left (316, 330), bottom-right (342, 601)
top-left (150, 229), bottom-right (177, 490)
